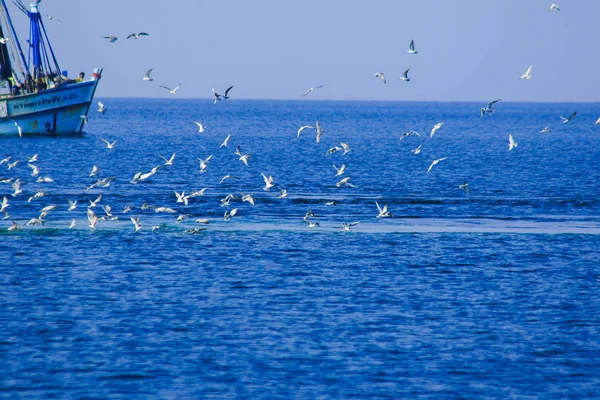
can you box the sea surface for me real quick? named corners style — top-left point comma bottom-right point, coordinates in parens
top-left (1, 99), bottom-right (599, 398)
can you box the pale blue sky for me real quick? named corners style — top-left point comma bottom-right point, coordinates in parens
top-left (12, 0), bottom-right (600, 102)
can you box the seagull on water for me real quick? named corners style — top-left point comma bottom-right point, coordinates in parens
top-left (481, 99), bottom-right (501, 117)
top-left (427, 157), bottom-right (448, 173)
top-left (220, 134), bottom-right (231, 147)
top-left (520, 65), bottom-right (533, 80)
top-left (297, 125), bottom-right (315, 139)
top-left (160, 83), bottom-right (181, 94)
top-left (376, 201), bottom-right (392, 218)
top-left (143, 69), bottom-right (153, 81)
top-left (548, 4), bottom-right (560, 12)
top-left (407, 39), bottom-right (418, 54)
top-left (400, 68), bottom-right (411, 82)
top-left (560, 112), bottom-right (576, 123)
top-left (374, 72), bottom-right (386, 84)
top-left (213, 86), bottom-right (233, 104)
top-left (303, 85), bottom-right (324, 96)
top-left (127, 32), bottom-right (149, 40)
top-left (430, 122), bottom-right (444, 138)
top-left (342, 222), bottom-right (359, 232)
top-left (508, 134), bottom-right (518, 151)
top-left (101, 138), bottom-right (116, 149)
top-left (194, 122), bottom-right (206, 132)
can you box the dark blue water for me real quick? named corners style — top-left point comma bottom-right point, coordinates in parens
top-left (1, 99), bottom-right (599, 398)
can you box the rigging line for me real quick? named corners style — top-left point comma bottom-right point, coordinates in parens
top-left (1, 0), bottom-right (28, 72)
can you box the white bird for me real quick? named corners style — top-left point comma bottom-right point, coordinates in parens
top-left (336, 177), bottom-right (355, 188)
top-left (326, 145), bottom-right (342, 156)
top-left (399, 130), bottom-right (421, 141)
top-left (198, 155), bottom-right (213, 173)
top-left (342, 222), bottom-right (359, 232)
top-left (340, 142), bottom-right (352, 155)
top-left (13, 120), bottom-right (22, 137)
top-left (196, 218), bottom-right (210, 224)
top-left (548, 4), bottom-right (560, 12)
top-left (86, 209), bottom-right (98, 229)
top-left (261, 172), bottom-right (275, 191)
top-left (430, 122), bottom-right (444, 138)
top-left (89, 194), bottom-right (102, 208)
top-left (139, 165), bottom-right (161, 181)
top-left (374, 72), bottom-right (386, 84)
top-left (407, 39), bottom-right (418, 54)
top-left (28, 163), bottom-right (41, 176)
top-left (306, 220), bottom-right (320, 228)
top-left (11, 179), bottom-right (22, 197)
top-left (238, 153), bottom-right (251, 167)
top-left (89, 165), bottom-right (98, 177)
top-left (44, 14), bottom-right (64, 23)
top-left (212, 86), bottom-right (233, 104)
top-left (174, 190), bottom-right (188, 206)
top-left (160, 83), bottom-right (181, 94)
top-left (101, 138), bottom-right (116, 149)
top-left (103, 35), bottom-right (118, 43)
top-left (411, 143), bottom-right (423, 154)
top-left (158, 152), bottom-right (176, 166)
top-left (508, 134), bottom-right (518, 151)
top-left (220, 194), bottom-right (237, 207)
top-left (459, 182), bottom-right (471, 194)
top-left (0, 196), bottom-right (8, 212)
top-left (427, 157), bottom-right (448, 173)
top-left (68, 199), bottom-right (77, 211)
top-left (560, 112), bottom-right (577, 123)
top-left (241, 193), bottom-right (255, 206)
top-left (316, 120), bottom-right (324, 143)
top-left (143, 69), bottom-right (153, 81)
top-left (220, 134), bottom-right (231, 147)
top-left (69, 219), bottom-right (76, 229)
top-left (219, 175), bottom-right (239, 184)
top-left (595, 118), bottom-right (600, 126)
top-left (127, 32), bottom-right (149, 40)
top-left (333, 164), bottom-right (346, 177)
top-left (176, 214), bottom-right (191, 224)
top-left (0, 156), bottom-right (11, 165)
top-left (400, 68), bottom-right (411, 82)
top-left (28, 154), bottom-right (38, 163)
top-left (540, 126), bottom-right (551, 133)
top-left (297, 125), bottom-right (314, 139)
top-left (188, 188), bottom-right (208, 198)
top-left (123, 205), bottom-right (133, 214)
top-left (481, 99), bottom-right (501, 117)
top-left (303, 85), bottom-right (324, 96)
top-left (97, 101), bottom-right (106, 114)
top-left (154, 206), bottom-right (177, 214)
top-left (80, 115), bottom-right (88, 125)
top-left (278, 188), bottom-right (288, 199)
top-left (130, 217), bottom-right (142, 232)
top-left (2, 210), bottom-right (9, 220)
top-left (223, 208), bottom-right (238, 221)
top-left (376, 201), bottom-right (392, 218)
top-left (37, 176), bottom-right (54, 183)
top-left (520, 65), bottom-right (533, 80)
top-left (7, 159), bottom-right (19, 170)
top-left (27, 190), bottom-right (46, 203)
top-left (194, 122), bottom-right (206, 133)
top-left (0, 37), bottom-right (10, 44)
top-left (8, 221), bottom-right (21, 231)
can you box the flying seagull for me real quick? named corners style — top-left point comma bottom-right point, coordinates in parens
top-left (375, 201), bottom-right (392, 218)
top-left (374, 72), bottom-right (386, 84)
top-left (101, 138), bottom-right (116, 149)
top-left (407, 40), bottom-right (418, 54)
top-left (548, 4), bottom-right (560, 12)
top-left (303, 85), bottom-right (324, 96)
top-left (0, 37), bottom-right (10, 44)
top-left (220, 134), bottom-right (231, 147)
top-left (508, 134), bottom-right (518, 151)
top-left (297, 125), bottom-right (315, 139)
top-left (459, 182), bottom-right (471, 194)
top-left (399, 130), bottom-right (421, 141)
top-left (520, 65), bottom-right (532, 80)
top-left (400, 68), bottom-right (411, 82)
top-left (430, 122), bottom-right (443, 138)
top-left (595, 118), bottom-right (600, 126)
top-left (315, 120), bottom-right (324, 143)
top-left (427, 157), bottom-right (448, 173)
top-left (97, 101), bottom-right (106, 114)
top-left (13, 120), bottom-right (22, 137)
top-left (213, 86), bottom-right (233, 104)
top-left (44, 14), bottom-right (63, 23)
top-left (103, 35), bottom-right (117, 43)
top-left (127, 32), bottom-right (149, 40)
top-left (160, 83), bottom-right (181, 94)
top-left (481, 99), bottom-right (501, 117)
top-left (194, 122), bottom-right (206, 132)
top-left (540, 126), bottom-right (551, 133)
top-left (143, 69), bottom-right (153, 81)
top-left (342, 222), bottom-right (359, 232)
top-left (559, 112), bottom-right (576, 123)
top-left (158, 152), bottom-right (176, 166)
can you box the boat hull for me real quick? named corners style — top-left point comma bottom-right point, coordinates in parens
top-left (0, 74), bottom-right (101, 136)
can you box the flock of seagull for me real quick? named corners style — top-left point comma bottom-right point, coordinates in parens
top-left (1, 2), bottom-right (598, 234)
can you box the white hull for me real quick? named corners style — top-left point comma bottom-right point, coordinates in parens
top-left (0, 70), bottom-right (101, 136)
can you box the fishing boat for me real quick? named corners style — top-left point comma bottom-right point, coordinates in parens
top-left (0, 0), bottom-right (101, 136)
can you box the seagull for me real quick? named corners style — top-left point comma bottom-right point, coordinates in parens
top-left (0, 156), bottom-right (11, 166)
top-left (303, 85), bottom-right (324, 96)
top-left (340, 142), bottom-right (352, 155)
top-left (548, 4), bottom-right (560, 12)
top-left (212, 86), bottom-right (233, 104)
top-left (407, 39), bottom-right (418, 54)
top-left (508, 134), bottom-right (518, 151)
top-left (336, 177), bottom-right (356, 188)
top-left (143, 69), bottom-right (153, 81)
top-left (430, 122), bottom-right (444, 138)
top-left (400, 68), bottom-right (411, 82)
top-left (0, 37), bottom-right (10, 44)
top-left (11, 179), bottom-right (22, 197)
top-left (261, 172), bottom-right (275, 191)
top-left (160, 83), bottom-right (181, 94)
top-left (37, 176), bottom-right (54, 183)
top-left (326, 145), bottom-right (342, 156)
top-left (374, 72), bottom-right (386, 84)
top-left (101, 138), bottom-right (116, 149)
top-left (220, 134), bottom-right (231, 147)
top-left (68, 199), bottom-right (77, 211)
top-left (28, 154), bottom-right (38, 163)
top-left (411, 143), bottom-right (423, 154)
top-left (540, 126), bottom-right (551, 133)
top-left (127, 32), bottom-right (149, 40)
top-left (87, 209), bottom-right (98, 229)
top-left (278, 188), bottom-right (288, 199)
top-left (219, 175), bottom-right (239, 184)
top-left (195, 218), bottom-right (210, 224)
top-left (342, 222), bottom-right (359, 232)
top-left (333, 164), bottom-right (345, 176)
top-left (399, 130), bottom-right (421, 141)
top-left (220, 194), bottom-right (237, 207)
top-left (241, 193), bottom-right (255, 206)
top-left (194, 122), bottom-right (206, 133)
top-left (304, 210), bottom-right (317, 221)
top-left (188, 188), bottom-right (208, 198)
top-left (123, 205), bottom-right (133, 214)
top-left (69, 219), bottom-right (76, 229)
top-left (520, 65), bottom-right (533, 80)
top-left (297, 125), bottom-right (314, 139)
top-left (306, 220), bottom-right (320, 228)
top-left (459, 182), bottom-right (471, 194)
top-left (238, 153), bottom-right (251, 167)
top-left (139, 166), bottom-right (161, 181)
top-left (481, 99), bottom-right (501, 117)
top-left (80, 115), bottom-right (88, 125)
top-left (176, 214), bottom-right (191, 224)
top-left (44, 14), bottom-right (63, 23)
top-left (427, 157), bottom-right (448, 173)
top-left (8, 221), bottom-right (21, 231)
top-left (560, 112), bottom-right (576, 123)
top-left (198, 155), bottom-right (213, 173)
top-left (13, 120), bottom-right (22, 137)
top-left (174, 191), bottom-right (188, 206)
top-left (316, 120), bottom-right (324, 143)
top-left (28, 163), bottom-right (41, 176)
top-left (158, 152), bottom-right (176, 166)
top-left (223, 208), bottom-right (238, 221)
top-left (155, 206), bottom-right (177, 214)
top-left (0, 196), bottom-right (8, 212)
top-left (103, 35), bottom-right (118, 43)
top-left (375, 201), bottom-right (392, 218)
top-left (89, 194), bottom-right (102, 208)
top-left (595, 118), bottom-right (600, 126)
top-left (7, 159), bottom-right (19, 170)
top-left (97, 101), bottom-right (106, 114)
top-left (129, 217), bottom-right (142, 232)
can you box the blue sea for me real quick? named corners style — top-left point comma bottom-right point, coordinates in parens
top-left (1, 99), bottom-right (599, 398)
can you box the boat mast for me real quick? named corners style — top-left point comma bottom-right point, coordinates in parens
top-left (0, 0), bottom-right (28, 78)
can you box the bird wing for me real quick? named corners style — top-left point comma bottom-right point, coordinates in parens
top-left (159, 85), bottom-right (172, 91)
top-left (526, 65), bottom-right (532, 75)
top-left (224, 86), bottom-right (234, 97)
top-left (375, 201), bottom-right (383, 214)
top-left (427, 161), bottom-right (436, 173)
top-left (409, 40), bottom-right (415, 51)
top-left (138, 32), bottom-right (149, 36)
top-left (404, 68), bottom-right (410, 77)
top-left (126, 33), bottom-right (136, 39)
top-left (488, 99), bottom-right (501, 108)
top-left (568, 112), bottom-right (577, 120)
top-left (145, 69), bottom-right (153, 77)
top-left (98, 101), bottom-right (104, 108)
